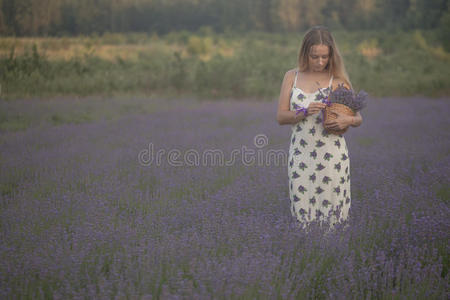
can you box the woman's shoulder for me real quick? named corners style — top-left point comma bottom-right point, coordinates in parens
top-left (284, 68), bottom-right (298, 78)
top-left (282, 68), bottom-right (299, 85)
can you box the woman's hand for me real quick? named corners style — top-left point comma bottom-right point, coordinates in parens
top-left (324, 111), bottom-right (352, 131)
top-left (306, 102), bottom-right (327, 116)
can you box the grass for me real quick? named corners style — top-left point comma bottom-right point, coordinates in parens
top-left (0, 30), bottom-right (449, 101)
top-left (0, 96), bottom-right (199, 132)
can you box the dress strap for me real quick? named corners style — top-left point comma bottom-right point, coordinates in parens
top-left (328, 75), bottom-right (334, 89)
top-left (292, 69), bottom-right (299, 89)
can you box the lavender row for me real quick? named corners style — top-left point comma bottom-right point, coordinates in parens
top-left (0, 97), bottom-right (448, 298)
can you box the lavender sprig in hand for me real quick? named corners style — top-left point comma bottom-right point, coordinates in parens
top-left (295, 107), bottom-right (308, 116)
top-left (292, 102), bottom-right (308, 116)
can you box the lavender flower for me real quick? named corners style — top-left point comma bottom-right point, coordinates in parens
top-left (0, 96), bottom-right (447, 299)
top-left (295, 107), bottom-right (308, 116)
top-left (326, 83), bottom-right (368, 112)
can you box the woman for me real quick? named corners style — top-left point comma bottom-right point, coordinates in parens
top-left (276, 26), bottom-right (362, 230)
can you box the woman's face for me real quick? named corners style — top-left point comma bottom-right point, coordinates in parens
top-left (308, 44), bottom-right (330, 72)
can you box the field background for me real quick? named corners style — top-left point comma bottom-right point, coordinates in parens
top-left (0, 29), bottom-right (450, 102)
top-left (1, 96), bottom-right (449, 299)
top-left (1, 0), bottom-right (449, 299)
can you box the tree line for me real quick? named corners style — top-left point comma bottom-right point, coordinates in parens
top-left (0, 0), bottom-right (449, 36)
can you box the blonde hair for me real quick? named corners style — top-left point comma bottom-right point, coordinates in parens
top-left (298, 26), bottom-right (352, 89)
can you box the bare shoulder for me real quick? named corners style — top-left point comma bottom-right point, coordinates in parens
top-left (282, 67), bottom-right (295, 79)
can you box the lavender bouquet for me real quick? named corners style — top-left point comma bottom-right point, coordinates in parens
top-left (323, 83), bottom-right (368, 112)
top-left (321, 84), bottom-right (368, 135)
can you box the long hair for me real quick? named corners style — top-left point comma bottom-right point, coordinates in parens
top-left (298, 26), bottom-right (352, 89)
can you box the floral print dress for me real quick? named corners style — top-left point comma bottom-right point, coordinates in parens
top-left (288, 70), bottom-right (351, 229)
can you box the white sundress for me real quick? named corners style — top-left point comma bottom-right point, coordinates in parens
top-left (288, 70), bottom-right (351, 230)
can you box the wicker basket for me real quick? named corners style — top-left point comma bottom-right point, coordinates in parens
top-left (323, 103), bottom-right (355, 135)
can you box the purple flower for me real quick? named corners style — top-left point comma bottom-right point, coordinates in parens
top-left (298, 208), bottom-right (307, 216)
top-left (298, 185), bottom-right (307, 194)
top-left (315, 209), bottom-right (324, 218)
top-left (298, 162), bottom-right (308, 171)
top-left (328, 83), bottom-right (368, 112)
top-left (334, 162), bottom-right (341, 171)
top-left (316, 140), bottom-right (325, 147)
top-left (334, 186), bottom-right (341, 195)
top-left (322, 176), bottom-right (332, 184)
top-left (323, 152), bottom-right (333, 161)
top-left (300, 139), bottom-right (308, 147)
top-left (295, 107), bottom-right (308, 116)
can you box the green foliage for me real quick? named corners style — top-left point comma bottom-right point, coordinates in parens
top-left (435, 184), bottom-right (450, 204)
top-left (438, 10), bottom-right (450, 52)
top-left (0, 31), bottom-right (448, 100)
top-left (0, 0), bottom-right (448, 36)
top-left (0, 181), bottom-right (19, 198)
top-left (186, 36), bottom-right (213, 56)
top-left (0, 114), bottom-right (30, 131)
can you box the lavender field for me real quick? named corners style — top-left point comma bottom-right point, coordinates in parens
top-left (0, 96), bottom-right (449, 299)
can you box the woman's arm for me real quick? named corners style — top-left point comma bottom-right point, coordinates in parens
top-left (276, 70), bottom-right (306, 125)
top-left (350, 111), bottom-right (363, 127)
